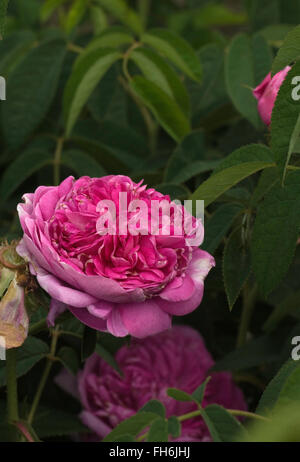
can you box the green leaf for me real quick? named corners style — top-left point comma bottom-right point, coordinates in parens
top-left (250, 167), bottom-right (280, 207)
top-left (212, 334), bottom-right (282, 372)
top-left (263, 289), bottom-right (300, 332)
top-left (256, 360), bottom-right (299, 415)
top-left (0, 149), bottom-right (52, 201)
top-left (272, 24), bottom-right (300, 75)
top-left (251, 171), bottom-right (300, 297)
top-left (61, 149), bottom-right (106, 177)
top-left (89, 5), bottom-right (107, 36)
top-left (2, 39), bottom-right (66, 149)
top-left (57, 346), bottom-right (80, 375)
top-left (34, 407), bottom-right (88, 437)
top-left (190, 162), bottom-right (274, 208)
top-left (273, 365), bottom-right (300, 410)
top-left (167, 416), bottom-right (181, 439)
top-left (225, 33), bottom-right (260, 128)
top-left (103, 412), bottom-right (158, 442)
top-left (271, 61), bottom-right (300, 183)
top-left (0, 30), bottom-right (36, 77)
top-left (154, 183), bottom-right (189, 200)
top-left (0, 0), bottom-right (9, 37)
top-left (0, 337), bottom-right (49, 387)
top-left (213, 144), bottom-right (274, 174)
top-left (202, 404), bottom-right (246, 442)
top-left (83, 27), bottom-right (134, 56)
top-left (168, 161), bottom-right (218, 185)
top-left (72, 119), bottom-right (145, 170)
top-left (167, 388), bottom-right (193, 402)
top-left (241, 402), bottom-right (300, 442)
top-left (95, 343), bottom-right (122, 375)
top-left (63, 47), bottom-right (121, 137)
top-left (140, 400), bottom-right (165, 418)
top-left (202, 203), bottom-right (242, 254)
top-left (64, 0), bottom-right (86, 35)
top-left (95, 0), bottom-right (143, 36)
top-left (252, 33), bottom-right (273, 86)
top-left (130, 75), bottom-right (190, 142)
top-left (142, 28), bottom-right (202, 82)
top-left (165, 131), bottom-right (205, 182)
top-left (81, 325), bottom-right (97, 361)
top-left (147, 417), bottom-right (169, 442)
top-left (223, 228), bottom-right (251, 310)
top-left (192, 377), bottom-right (211, 405)
top-left (130, 47), bottom-right (190, 116)
top-left (40, 0), bottom-right (69, 22)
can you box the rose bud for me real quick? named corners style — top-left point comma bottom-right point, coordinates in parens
top-left (253, 66), bottom-right (291, 125)
top-left (56, 326), bottom-right (247, 441)
top-left (0, 275), bottom-right (29, 349)
top-left (17, 176), bottom-right (215, 339)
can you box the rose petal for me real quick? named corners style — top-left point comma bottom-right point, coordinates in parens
top-left (119, 301), bottom-right (171, 338)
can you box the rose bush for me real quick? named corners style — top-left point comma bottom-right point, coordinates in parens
top-left (17, 175), bottom-right (214, 338)
top-left (56, 326), bottom-right (247, 441)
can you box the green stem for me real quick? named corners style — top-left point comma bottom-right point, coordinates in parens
top-left (6, 348), bottom-right (19, 423)
top-left (67, 42), bottom-right (84, 54)
top-left (53, 137), bottom-right (64, 186)
top-left (27, 326), bottom-right (59, 426)
top-left (236, 283), bottom-right (257, 348)
top-left (137, 407), bottom-right (269, 441)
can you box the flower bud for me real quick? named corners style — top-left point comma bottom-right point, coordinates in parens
top-left (0, 276), bottom-right (29, 349)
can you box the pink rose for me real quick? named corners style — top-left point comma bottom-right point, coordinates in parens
top-left (17, 175), bottom-right (215, 338)
top-left (56, 326), bottom-right (247, 441)
top-left (253, 66), bottom-right (291, 125)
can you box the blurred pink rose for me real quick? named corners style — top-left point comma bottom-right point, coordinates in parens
top-left (56, 326), bottom-right (247, 441)
top-left (253, 66), bottom-right (291, 125)
top-left (17, 175), bottom-right (215, 338)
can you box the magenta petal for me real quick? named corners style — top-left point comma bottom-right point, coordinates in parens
top-left (80, 410), bottom-right (111, 438)
top-left (54, 368), bottom-right (79, 400)
top-left (159, 275), bottom-right (195, 302)
top-left (253, 72), bottom-right (271, 100)
top-left (87, 301), bottom-right (114, 320)
top-left (107, 308), bottom-right (129, 337)
top-left (69, 306), bottom-right (107, 331)
top-left (36, 270), bottom-right (97, 307)
top-left (157, 282), bottom-right (204, 315)
top-left (47, 299), bottom-right (67, 327)
top-left (187, 249), bottom-right (215, 288)
top-left (119, 301), bottom-right (171, 338)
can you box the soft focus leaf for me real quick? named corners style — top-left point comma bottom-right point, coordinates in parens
top-left (130, 75), bottom-right (190, 142)
top-left (225, 33), bottom-right (260, 128)
top-left (61, 149), bottom-right (106, 177)
top-left (2, 39), bottom-right (66, 149)
top-left (142, 28), bottom-right (202, 82)
top-left (140, 400), bottom-right (166, 418)
top-left (272, 24), bottom-right (300, 75)
top-left (0, 337), bottom-right (49, 387)
top-left (202, 404), bottom-right (246, 442)
top-left (251, 171), bottom-right (300, 297)
top-left (223, 228), bottom-right (251, 310)
top-left (147, 417), bottom-right (169, 442)
top-left (95, 0), bottom-right (143, 36)
top-left (81, 325), bottom-right (97, 361)
top-left (256, 360), bottom-right (299, 415)
top-left (130, 47), bottom-right (190, 116)
top-left (167, 416), bottom-right (181, 439)
top-left (202, 203), bottom-right (242, 254)
top-left (64, 0), bottom-right (86, 35)
top-left (0, 0), bottom-right (9, 37)
top-left (103, 412), bottom-right (159, 442)
top-left (34, 407), bottom-right (88, 437)
top-left (57, 346), bottom-right (80, 375)
top-left (0, 149), bottom-right (52, 201)
top-left (63, 47), bottom-right (121, 136)
top-left (167, 388), bottom-right (193, 402)
top-left (271, 62), bottom-right (300, 183)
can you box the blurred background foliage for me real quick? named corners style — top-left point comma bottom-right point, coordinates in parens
top-left (1, 0), bottom-right (300, 442)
